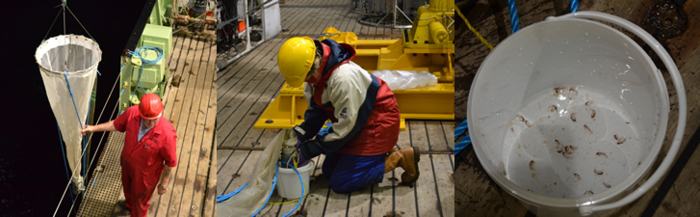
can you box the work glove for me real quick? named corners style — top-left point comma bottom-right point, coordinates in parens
top-left (292, 140), bottom-right (309, 167)
top-left (281, 140), bottom-right (308, 167)
top-left (293, 125), bottom-right (307, 143)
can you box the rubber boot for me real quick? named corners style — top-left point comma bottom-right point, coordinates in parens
top-left (384, 147), bottom-right (421, 184)
top-left (117, 199), bottom-right (130, 215)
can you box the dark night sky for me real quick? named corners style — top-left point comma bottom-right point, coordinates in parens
top-left (0, 0), bottom-right (148, 215)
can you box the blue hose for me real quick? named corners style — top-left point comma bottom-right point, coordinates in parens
top-left (216, 160), bottom-right (306, 217)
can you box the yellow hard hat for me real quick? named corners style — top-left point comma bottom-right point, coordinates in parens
top-left (278, 37), bottom-right (316, 87)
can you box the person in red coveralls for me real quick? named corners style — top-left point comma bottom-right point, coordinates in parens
top-left (81, 93), bottom-right (177, 217)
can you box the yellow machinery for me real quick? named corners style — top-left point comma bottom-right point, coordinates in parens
top-left (254, 0), bottom-right (455, 130)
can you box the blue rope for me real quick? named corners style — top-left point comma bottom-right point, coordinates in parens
top-left (252, 164), bottom-right (279, 217)
top-left (570, 0), bottom-right (578, 13)
top-left (278, 161), bottom-right (304, 217)
top-left (216, 182), bottom-right (249, 202)
top-left (454, 119), bottom-right (471, 155)
top-left (454, 119), bottom-right (468, 139)
top-left (82, 92), bottom-right (93, 185)
top-left (126, 46), bottom-right (164, 107)
top-left (507, 0), bottom-right (520, 34)
top-left (216, 161), bottom-right (305, 217)
top-left (63, 72), bottom-right (84, 130)
top-left (63, 72), bottom-right (89, 194)
top-left (56, 122), bottom-right (75, 203)
top-left (455, 135), bottom-right (471, 155)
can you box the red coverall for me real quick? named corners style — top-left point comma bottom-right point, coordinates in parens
top-left (113, 106), bottom-right (177, 217)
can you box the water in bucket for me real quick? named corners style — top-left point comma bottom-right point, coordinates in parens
top-left (468, 12), bottom-right (686, 216)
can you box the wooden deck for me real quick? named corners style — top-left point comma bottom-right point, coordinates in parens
top-left (278, 0), bottom-right (401, 38)
top-left (216, 0), bottom-right (453, 216)
top-left (77, 35), bottom-right (217, 217)
top-left (454, 0), bottom-right (700, 216)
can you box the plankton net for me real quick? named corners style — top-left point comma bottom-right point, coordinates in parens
top-left (35, 34), bottom-right (102, 191)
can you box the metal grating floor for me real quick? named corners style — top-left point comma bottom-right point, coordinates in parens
top-left (76, 132), bottom-right (125, 217)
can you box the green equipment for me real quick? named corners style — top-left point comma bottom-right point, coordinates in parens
top-left (119, 23), bottom-right (173, 113)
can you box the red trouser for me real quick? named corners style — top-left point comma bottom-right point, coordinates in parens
top-left (121, 161), bottom-right (162, 217)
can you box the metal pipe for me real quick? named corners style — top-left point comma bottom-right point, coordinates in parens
top-left (393, 0), bottom-right (397, 25)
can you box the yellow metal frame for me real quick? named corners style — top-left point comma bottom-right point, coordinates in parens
top-left (255, 0), bottom-right (456, 130)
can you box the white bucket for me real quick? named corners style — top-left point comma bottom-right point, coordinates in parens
top-left (276, 161), bottom-right (314, 199)
top-left (467, 12), bottom-right (686, 216)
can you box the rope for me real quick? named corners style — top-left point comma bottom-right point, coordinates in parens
top-left (42, 1), bottom-right (95, 41)
top-left (62, 2), bottom-right (66, 35)
top-left (454, 5), bottom-right (493, 50)
top-left (266, 161), bottom-right (310, 207)
top-left (54, 72), bottom-right (87, 217)
top-left (216, 161), bottom-right (305, 217)
top-left (44, 9), bottom-right (63, 40)
top-left (56, 122), bottom-right (75, 204)
top-left (507, 0), bottom-right (520, 34)
top-left (65, 6), bottom-right (95, 39)
top-left (216, 183), bottom-right (248, 202)
top-left (81, 91), bottom-right (94, 191)
top-left (63, 72), bottom-right (85, 130)
top-left (277, 161), bottom-right (304, 217)
top-left (570, 0), bottom-right (578, 13)
top-left (252, 164), bottom-right (278, 217)
top-left (54, 57), bottom-right (128, 217)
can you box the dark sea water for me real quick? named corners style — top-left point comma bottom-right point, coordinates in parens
top-left (1, 1), bottom-right (146, 215)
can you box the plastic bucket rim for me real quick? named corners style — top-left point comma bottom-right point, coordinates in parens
top-left (277, 160), bottom-right (314, 199)
top-left (466, 15), bottom-right (670, 209)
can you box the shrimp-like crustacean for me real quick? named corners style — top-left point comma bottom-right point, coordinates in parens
top-left (568, 88), bottom-right (578, 100)
top-left (555, 140), bottom-right (564, 153)
top-left (562, 145), bottom-right (577, 158)
top-left (584, 190), bottom-right (594, 196)
top-left (529, 160), bottom-right (535, 170)
top-left (549, 105), bottom-right (557, 112)
top-left (570, 113), bottom-right (577, 122)
top-left (596, 152), bottom-right (608, 158)
top-left (515, 114), bottom-right (533, 127)
top-left (554, 86), bottom-right (567, 93)
top-left (603, 182), bottom-right (611, 188)
top-left (591, 109), bottom-right (596, 118)
top-left (525, 120), bottom-right (533, 128)
top-left (584, 125), bottom-right (593, 134)
top-left (594, 168), bottom-right (603, 175)
top-left (574, 173), bottom-right (581, 181)
top-left (614, 134), bottom-right (627, 144)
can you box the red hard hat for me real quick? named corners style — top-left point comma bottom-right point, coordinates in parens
top-left (139, 93), bottom-right (163, 120)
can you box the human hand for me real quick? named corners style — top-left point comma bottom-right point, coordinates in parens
top-left (81, 125), bottom-right (92, 136)
top-left (291, 150), bottom-right (307, 167)
top-left (157, 184), bottom-right (167, 195)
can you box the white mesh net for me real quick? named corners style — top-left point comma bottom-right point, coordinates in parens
top-left (217, 128), bottom-right (298, 216)
top-left (35, 34), bottom-right (101, 188)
